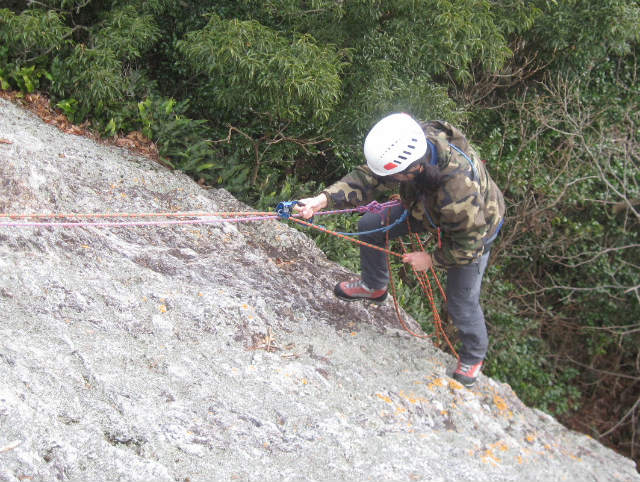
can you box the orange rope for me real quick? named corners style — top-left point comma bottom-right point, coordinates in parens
top-left (1, 210), bottom-right (272, 219)
top-left (288, 217), bottom-right (404, 258)
top-left (385, 220), bottom-right (459, 358)
top-left (290, 213), bottom-right (458, 358)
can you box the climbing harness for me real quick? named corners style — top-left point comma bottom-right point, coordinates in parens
top-left (449, 142), bottom-right (479, 181)
top-left (1, 198), bottom-right (454, 353)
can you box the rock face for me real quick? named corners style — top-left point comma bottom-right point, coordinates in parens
top-left (0, 97), bottom-right (637, 482)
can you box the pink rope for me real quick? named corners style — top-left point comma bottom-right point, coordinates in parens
top-left (0, 215), bottom-right (280, 228)
top-left (307, 200), bottom-right (400, 216)
top-left (0, 200), bottom-right (401, 229)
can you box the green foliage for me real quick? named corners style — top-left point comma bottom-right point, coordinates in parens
top-left (389, 0), bottom-right (512, 81)
top-left (135, 96), bottom-right (212, 173)
top-left (177, 14), bottom-right (345, 123)
top-left (0, 8), bottom-right (69, 93)
top-left (6, 64), bottom-right (53, 93)
top-left (19, 0), bottom-right (91, 10)
top-left (91, 5), bottom-right (161, 61)
top-left (0, 8), bottom-right (71, 62)
top-left (50, 45), bottom-right (124, 120)
top-left (490, 0), bottom-right (542, 35)
top-left (527, 0), bottom-right (640, 67)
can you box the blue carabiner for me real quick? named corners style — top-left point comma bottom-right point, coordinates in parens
top-left (275, 200), bottom-right (299, 219)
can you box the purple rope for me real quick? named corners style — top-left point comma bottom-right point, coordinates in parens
top-left (312, 200), bottom-right (400, 217)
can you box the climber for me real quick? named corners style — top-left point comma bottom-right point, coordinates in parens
top-left (294, 113), bottom-right (505, 388)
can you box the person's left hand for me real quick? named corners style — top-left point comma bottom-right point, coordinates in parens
top-left (402, 251), bottom-right (433, 271)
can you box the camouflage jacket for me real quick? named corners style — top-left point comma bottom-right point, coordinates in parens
top-left (322, 120), bottom-right (505, 267)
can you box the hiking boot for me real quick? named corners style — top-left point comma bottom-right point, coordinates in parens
top-left (334, 279), bottom-right (388, 303)
top-left (452, 360), bottom-right (483, 388)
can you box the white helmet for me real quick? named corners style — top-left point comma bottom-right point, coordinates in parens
top-left (363, 113), bottom-right (428, 176)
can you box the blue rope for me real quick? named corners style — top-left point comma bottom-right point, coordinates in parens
top-left (330, 208), bottom-right (409, 236)
top-left (276, 200), bottom-right (408, 236)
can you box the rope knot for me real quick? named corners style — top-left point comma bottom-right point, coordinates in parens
top-left (357, 201), bottom-right (385, 215)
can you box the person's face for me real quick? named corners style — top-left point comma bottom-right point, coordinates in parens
top-left (389, 162), bottom-right (422, 182)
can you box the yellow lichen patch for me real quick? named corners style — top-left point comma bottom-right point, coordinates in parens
top-left (491, 441), bottom-right (509, 452)
top-left (376, 393), bottom-right (393, 404)
top-left (396, 391), bottom-right (429, 405)
top-left (526, 433), bottom-right (536, 443)
top-left (395, 406), bottom-right (407, 415)
top-left (427, 377), bottom-right (446, 390)
top-left (159, 304), bottom-right (167, 313)
top-left (448, 379), bottom-right (464, 390)
top-left (481, 449), bottom-right (500, 465)
top-left (492, 394), bottom-right (513, 417)
top-left (493, 394), bottom-right (508, 411)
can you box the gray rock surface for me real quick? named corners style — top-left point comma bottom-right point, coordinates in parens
top-left (0, 97), bottom-right (638, 482)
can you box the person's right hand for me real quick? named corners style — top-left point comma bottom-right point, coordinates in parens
top-left (294, 193), bottom-right (328, 219)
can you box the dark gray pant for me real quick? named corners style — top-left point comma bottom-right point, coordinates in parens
top-left (358, 204), bottom-right (489, 364)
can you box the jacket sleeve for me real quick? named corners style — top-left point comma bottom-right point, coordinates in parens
top-left (321, 165), bottom-right (391, 209)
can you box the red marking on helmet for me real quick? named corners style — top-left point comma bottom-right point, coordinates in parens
top-left (384, 162), bottom-right (399, 171)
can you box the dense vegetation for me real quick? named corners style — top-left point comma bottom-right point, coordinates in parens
top-left (2, 0), bottom-right (638, 467)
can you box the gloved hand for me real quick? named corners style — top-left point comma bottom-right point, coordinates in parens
top-left (294, 193), bottom-right (328, 219)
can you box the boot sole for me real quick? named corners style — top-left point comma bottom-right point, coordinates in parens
top-left (334, 292), bottom-right (388, 304)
